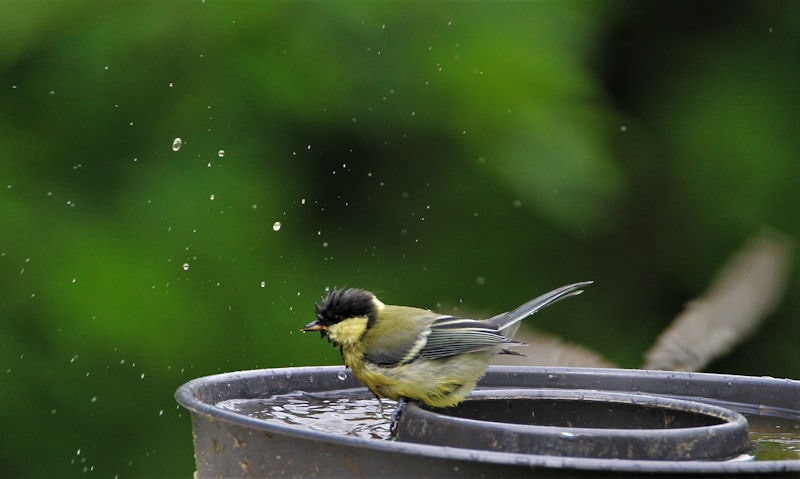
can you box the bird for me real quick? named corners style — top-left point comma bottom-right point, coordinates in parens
top-left (301, 281), bottom-right (592, 411)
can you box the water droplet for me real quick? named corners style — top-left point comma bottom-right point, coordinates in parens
top-left (619, 125), bottom-right (627, 132)
top-left (475, 276), bottom-right (486, 285)
top-left (217, 149), bottom-right (225, 158)
top-left (337, 371), bottom-right (347, 381)
top-left (172, 138), bottom-right (182, 151)
top-left (272, 221), bottom-right (282, 231)
top-left (260, 281), bottom-right (266, 288)
top-left (182, 263), bottom-right (190, 271)
top-left (91, 396), bottom-right (97, 403)
top-left (209, 194), bottom-right (215, 201)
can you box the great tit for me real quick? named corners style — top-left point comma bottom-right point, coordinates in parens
top-left (302, 281), bottom-right (592, 409)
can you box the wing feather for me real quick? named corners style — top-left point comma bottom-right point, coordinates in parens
top-left (418, 316), bottom-right (512, 360)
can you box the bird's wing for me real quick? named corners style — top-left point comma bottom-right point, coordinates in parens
top-left (361, 305), bottom-right (438, 366)
top-left (417, 317), bottom-right (512, 360)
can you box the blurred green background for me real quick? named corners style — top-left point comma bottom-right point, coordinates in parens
top-left (1, 1), bottom-right (797, 477)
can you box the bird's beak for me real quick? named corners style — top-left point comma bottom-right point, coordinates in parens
top-left (301, 320), bottom-right (326, 333)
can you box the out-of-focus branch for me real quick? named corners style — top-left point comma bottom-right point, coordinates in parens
top-left (644, 229), bottom-right (794, 372)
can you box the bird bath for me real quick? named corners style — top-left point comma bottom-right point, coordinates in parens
top-left (176, 366), bottom-right (800, 477)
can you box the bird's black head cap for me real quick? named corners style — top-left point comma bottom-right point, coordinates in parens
top-left (315, 288), bottom-right (378, 328)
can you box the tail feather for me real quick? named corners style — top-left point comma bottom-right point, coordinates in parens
top-left (489, 281), bottom-right (593, 337)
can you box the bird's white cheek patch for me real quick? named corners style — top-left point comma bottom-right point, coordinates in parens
top-left (327, 316), bottom-right (369, 346)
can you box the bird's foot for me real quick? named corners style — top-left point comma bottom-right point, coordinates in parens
top-left (389, 397), bottom-right (407, 436)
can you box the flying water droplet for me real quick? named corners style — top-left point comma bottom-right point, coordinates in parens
top-left (217, 150), bottom-right (225, 158)
top-left (182, 263), bottom-right (190, 271)
top-left (272, 222), bottom-right (282, 232)
top-left (172, 138), bottom-right (182, 151)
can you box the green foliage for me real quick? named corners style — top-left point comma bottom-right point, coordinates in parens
top-left (0, 2), bottom-right (797, 477)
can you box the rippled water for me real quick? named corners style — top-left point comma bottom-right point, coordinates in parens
top-left (217, 388), bottom-right (397, 441)
top-left (748, 416), bottom-right (800, 461)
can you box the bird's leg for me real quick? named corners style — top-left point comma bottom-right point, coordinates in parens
top-left (389, 396), bottom-right (408, 436)
top-left (372, 392), bottom-right (384, 415)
